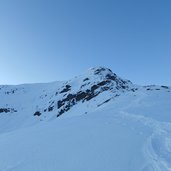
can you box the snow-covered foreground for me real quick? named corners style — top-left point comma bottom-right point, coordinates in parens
top-left (0, 109), bottom-right (149, 171)
top-left (0, 67), bottom-right (171, 171)
top-left (0, 88), bottom-right (171, 171)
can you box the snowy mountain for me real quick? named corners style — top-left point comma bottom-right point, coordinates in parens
top-left (0, 67), bottom-right (171, 171)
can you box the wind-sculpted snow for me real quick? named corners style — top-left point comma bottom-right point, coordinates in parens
top-left (0, 67), bottom-right (171, 171)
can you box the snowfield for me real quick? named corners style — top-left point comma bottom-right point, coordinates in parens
top-left (0, 67), bottom-right (171, 171)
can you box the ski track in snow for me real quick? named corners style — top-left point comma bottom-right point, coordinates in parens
top-left (119, 111), bottom-right (171, 171)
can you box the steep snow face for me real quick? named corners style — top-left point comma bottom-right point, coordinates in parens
top-left (0, 67), bottom-right (134, 132)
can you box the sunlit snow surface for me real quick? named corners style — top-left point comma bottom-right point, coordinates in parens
top-left (0, 68), bottom-right (171, 171)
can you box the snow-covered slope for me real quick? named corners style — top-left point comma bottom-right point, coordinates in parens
top-left (0, 67), bottom-right (171, 171)
top-left (0, 67), bottom-right (133, 132)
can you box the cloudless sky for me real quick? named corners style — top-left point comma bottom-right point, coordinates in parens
top-left (0, 0), bottom-right (171, 85)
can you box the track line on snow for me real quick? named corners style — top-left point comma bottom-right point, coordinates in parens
top-left (119, 111), bottom-right (171, 171)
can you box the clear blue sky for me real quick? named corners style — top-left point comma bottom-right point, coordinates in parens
top-left (0, 0), bottom-right (171, 85)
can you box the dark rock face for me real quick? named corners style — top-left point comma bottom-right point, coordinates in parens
top-left (48, 106), bottom-right (54, 112)
top-left (143, 85), bottom-right (170, 92)
top-left (60, 85), bottom-right (71, 93)
top-left (0, 108), bottom-right (10, 113)
top-left (97, 99), bottom-right (111, 107)
top-left (34, 111), bottom-right (41, 116)
top-left (94, 67), bottom-right (112, 75)
top-left (91, 84), bottom-right (99, 92)
top-left (83, 78), bottom-right (89, 82)
top-left (161, 86), bottom-right (169, 89)
top-left (106, 74), bottom-right (117, 81)
top-left (0, 108), bottom-right (17, 113)
top-left (4, 89), bottom-right (17, 95)
top-left (57, 85), bottom-right (101, 113)
top-left (44, 101), bottom-right (55, 112)
top-left (57, 88), bottom-right (99, 117)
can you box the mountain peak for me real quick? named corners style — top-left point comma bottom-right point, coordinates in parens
top-left (84, 66), bottom-right (132, 87)
top-left (88, 66), bottom-right (113, 74)
top-left (0, 67), bottom-right (134, 126)
top-left (87, 67), bottom-right (116, 77)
